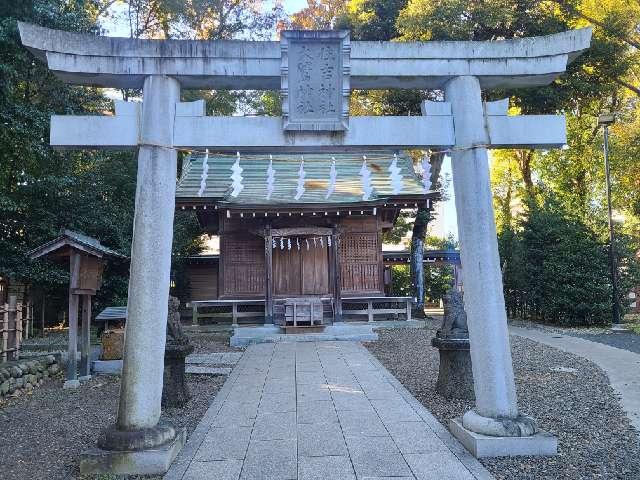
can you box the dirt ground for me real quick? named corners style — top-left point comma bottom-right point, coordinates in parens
top-left (0, 332), bottom-right (235, 480)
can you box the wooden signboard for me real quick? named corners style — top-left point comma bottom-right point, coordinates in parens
top-left (71, 254), bottom-right (105, 295)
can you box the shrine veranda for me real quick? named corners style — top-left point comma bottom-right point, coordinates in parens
top-left (18, 22), bottom-right (592, 474)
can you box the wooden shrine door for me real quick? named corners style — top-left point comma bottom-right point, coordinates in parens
top-left (273, 239), bottom-right (329, 296)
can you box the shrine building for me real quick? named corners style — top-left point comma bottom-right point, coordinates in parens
top-left (175, 152), bottom-right (437, 327)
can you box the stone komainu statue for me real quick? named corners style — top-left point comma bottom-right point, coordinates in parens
top-left (431, 288), bottom-right (474, 400)
top-left (162, 296), bottom-right (194, 408)
top-left (436, 288), bottom-right (469, 340)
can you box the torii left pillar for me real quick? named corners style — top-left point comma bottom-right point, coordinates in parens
top-left (82, 76), bottom-right (185, 474)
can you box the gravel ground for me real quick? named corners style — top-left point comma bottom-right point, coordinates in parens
top-left (0, 332), bottom-right (235, 480)
top-left (366, 324), bottom-right (640, 480)
top-left (188, 331), bottom-right (240, 354)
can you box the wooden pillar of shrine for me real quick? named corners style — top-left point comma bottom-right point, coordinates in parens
top-left (264, 225), bottom-right (274, 324)
top-left (332, 227), bottom-right (342, 322)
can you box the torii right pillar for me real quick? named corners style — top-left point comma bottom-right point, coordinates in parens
top-left (445, 75), bottom-right (557, 457)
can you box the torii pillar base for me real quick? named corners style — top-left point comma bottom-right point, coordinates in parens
top-left (449, 418), bottom-right (557, 458)
top-left (79, 423), bottom-right (186, 475)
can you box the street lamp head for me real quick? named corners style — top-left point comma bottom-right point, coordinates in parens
top-left (597, 114), bottom-right (616, 126)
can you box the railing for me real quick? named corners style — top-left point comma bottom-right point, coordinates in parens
top-left (1, 297), bottom-right (33, 362)
top-left (188, 295), bottom-right (413, 326)
top-left (341, 296), bottom-right (412, 322)
top-left (189, 299), bottom-right (265, 326)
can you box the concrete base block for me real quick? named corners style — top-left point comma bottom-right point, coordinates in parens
top-left (79, 428), bottom-right (185, 475)
top-left (449, 418), bottom-right (557, 458)
top-left (230, 323), bottom-right (378, 346)
top-left (79, 375), bottom-right (92, 382)
top-left (611, 324), bottom-right (629, 332)
top-left (92, 359), bottom-right (123, 374)
top-left (63, 379), bottom-right (80, 389)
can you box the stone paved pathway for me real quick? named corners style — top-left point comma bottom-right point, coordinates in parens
top-left (165, 341), bottom-right (492, 480)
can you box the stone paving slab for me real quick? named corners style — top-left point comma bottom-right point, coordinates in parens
top-left (164, 341), bottom-right (494, 480)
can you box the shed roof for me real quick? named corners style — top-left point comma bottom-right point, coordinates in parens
top-left (176, 152), bottom-right (431, 207)
top-left (95, 306), bottom-right (127, 323)
top-left (27, 229), bottom-right (127, 261)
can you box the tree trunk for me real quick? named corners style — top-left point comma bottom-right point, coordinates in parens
top-left (410, 207), bottom-right (430, 317)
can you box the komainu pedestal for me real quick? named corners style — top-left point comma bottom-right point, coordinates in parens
top-left (162, 296), bottom-right (194, 408)
top-left (431, 289), bottom-right (474, 400)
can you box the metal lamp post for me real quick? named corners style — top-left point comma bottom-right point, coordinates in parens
top-left (597, 114), bottom-right (622, 328)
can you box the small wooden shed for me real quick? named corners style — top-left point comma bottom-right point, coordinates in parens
top-left (28, 230), bottom-right (126, 387)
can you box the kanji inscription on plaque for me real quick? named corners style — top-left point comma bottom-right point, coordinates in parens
top-left (281, 30), bottom-right (350, 131)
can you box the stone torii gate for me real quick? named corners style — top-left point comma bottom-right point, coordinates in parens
top-left (19, 24), bottom-right (591, 473)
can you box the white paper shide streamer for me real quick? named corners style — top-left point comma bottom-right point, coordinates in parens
top-left (295, 156), bottom-right (306, 201)
top-left (360, 155), bottom-right (373, 201)
top-left (197, 148), bottom-right (209, 197)
top-left (266, 154), bottom-right (275, 200)
top-left (230, 151), bottom-right (244, 197)
top-left (325, 157), bottom-right (337, 199)
top-left (421, 154), bottom-right (432, 192)
top-left (388, 153), bottom-right (404, 195)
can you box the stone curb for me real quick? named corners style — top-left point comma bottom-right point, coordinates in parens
top-left (360, 343), bottom-right (494, 480)
top-left (163, 350), bottom-right (246, 480)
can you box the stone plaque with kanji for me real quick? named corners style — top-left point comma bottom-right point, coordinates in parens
top-left (281, 30), bottom-right (350, 132)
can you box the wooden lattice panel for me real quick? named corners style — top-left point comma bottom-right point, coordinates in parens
top-left (339, 232), bottom-right (382, 293)
top-left (222, 234), bottom-right (265, 296)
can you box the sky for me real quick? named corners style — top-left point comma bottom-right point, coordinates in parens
top-left (100, 1), bottom-right (459, 241)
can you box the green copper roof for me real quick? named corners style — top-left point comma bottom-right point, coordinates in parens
top-left (176, 152), bottom-right (430, 206)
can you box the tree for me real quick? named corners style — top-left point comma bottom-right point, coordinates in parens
top-left (289, 0), bottom-right (346, 29)
top-left (0, 1), bottom-right (137, 315)
top-left (337, 0), bottom-right (640, 324)
top-left (498, 194), bottom-right (640, 325)
top-left (0, 1), bottom-right (207, 318)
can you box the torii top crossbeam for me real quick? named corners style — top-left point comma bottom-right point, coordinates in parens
top-left (18, 23), bottom-right (591, 153)
top-left (19, 23), bottom-right (590, 90)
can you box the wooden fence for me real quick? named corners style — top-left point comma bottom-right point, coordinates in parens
top-left (0, 296), bottom-right (33, 362)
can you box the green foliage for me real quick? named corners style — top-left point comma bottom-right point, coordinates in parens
top-left (0, 1), bottom-right (133, 303)
top-left (390, 235), bottom-right (458, 303)
top-left (499, 194), bottom-right (640, 325)
top-left (390, 262), bottom-right (454, 304)
top-left (0, 1), bottom-right (204, 313)
top-left (390, 265), bottom-right (412, 296)
top-left (339, 0), bottom-right (407, 40)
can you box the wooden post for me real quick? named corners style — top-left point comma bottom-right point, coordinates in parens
top-left (293, 302), bottom-right (297, 327)
top-left (41, 296), bottom-right (45, 336)
top-left (332, 228), bottom-right (342, 322)
top-left (406, 298), bottom-right (412, 321)
top-left (24, 303), bottom-right (30, 340)
top-left (66, 252), bottom-right (81, 388)
top-left (232, 302), bottom-right (238, 327)
top-left (80, 294), bottom-right (92, 378)
top-left (15, 300), bottom-right (23, 353)
top-left (192, 303), bottom-right (199, 326)
top-left (2, 303), bottom-right (8, 363)
top-left (367, 300), bottom-right (374, 323)
top-left (265, 225), bottom-right (274, 324)
top-left (7, 296), bottom-right (17, 361)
